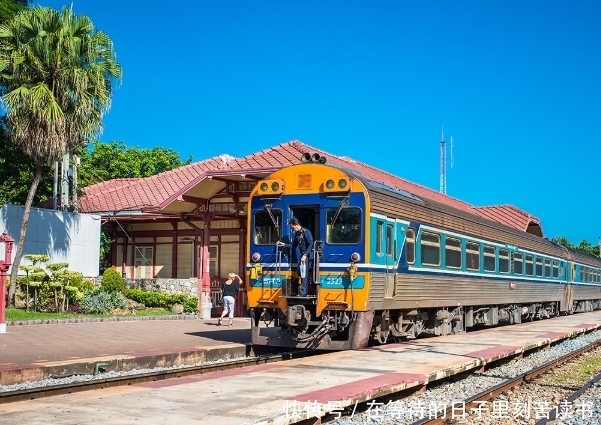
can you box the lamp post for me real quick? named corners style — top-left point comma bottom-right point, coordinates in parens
top-left (0, 231), bottom-right (14, 333)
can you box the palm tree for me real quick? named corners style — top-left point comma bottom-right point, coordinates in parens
top-left (0, 5), bottom-right (122, 306)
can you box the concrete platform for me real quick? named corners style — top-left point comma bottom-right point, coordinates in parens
top-left (0, 316), bottom-right (256, 385)
top-left (1, 311), bottom-right (601, 425)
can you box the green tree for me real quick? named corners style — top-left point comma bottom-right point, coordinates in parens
top-left (78, 140), bottom-right (193, 187)
top-left (0, 0), bottom-right (30, 23)
top-left (0, 119), bottom-right (54, 206)
top-left (551, 236), bottom-right (600, 258)
top-left (0, 5), bottom-right (122, 306)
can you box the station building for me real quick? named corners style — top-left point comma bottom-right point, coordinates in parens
top-left (77, 140), bottom-right (544, 314)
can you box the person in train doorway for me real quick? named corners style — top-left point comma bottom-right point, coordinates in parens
top-left (218, 273), bottom-right (243, 326)
top-left (277, 217), bottom-right (314, 297)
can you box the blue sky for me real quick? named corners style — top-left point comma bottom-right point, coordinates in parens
top-left (35, 0), bottom-right (601, 245)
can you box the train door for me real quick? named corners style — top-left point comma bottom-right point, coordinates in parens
top-left (562, 261), bottom-right (575, 313)
top-left (384, 218), bottom-right (396, 299)
top-left (290, 207), bottom-right (320, 242)
top-left (290, 206), bottom-right (320, 292)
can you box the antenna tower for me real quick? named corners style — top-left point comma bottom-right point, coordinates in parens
top-left (440, 126), bottom-right (446, 194)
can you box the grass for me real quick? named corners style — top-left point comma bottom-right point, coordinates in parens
top-left (5, 307), bottom-right (180, 321)
top-left (540, 352), bottom-right (601, 387)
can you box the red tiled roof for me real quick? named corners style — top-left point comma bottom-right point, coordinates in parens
top-left (77, 140), bottom-right (541, 234)
top-left (471, 205), bottom-right (543, 235)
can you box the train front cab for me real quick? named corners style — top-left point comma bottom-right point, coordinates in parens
top-left (246, 161), bottom-right (373, 350)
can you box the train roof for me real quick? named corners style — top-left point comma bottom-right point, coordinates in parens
top-left (330, 163), bottom-right (426, 205)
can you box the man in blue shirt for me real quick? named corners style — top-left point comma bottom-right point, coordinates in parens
top-left (277, 217), bottom-right (314, 297)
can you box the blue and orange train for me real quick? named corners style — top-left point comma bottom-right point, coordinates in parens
top-left (245, 153), bottom-right (601, 350)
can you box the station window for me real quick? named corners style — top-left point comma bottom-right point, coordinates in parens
top-left (552, 260), bottom-right (559, 278)
top-left (499, 249), bottom-right (509, 274)
top-left (525, 254), bottom-right (534, 276)
top-left (376, 221), bottom-right (383, 255)
top-left (406, 228), bottom-right (415, 264)
top-left (535, 257), bottom-right (543, 277)
top-left (484, 245), bottom-right (496, 272)
top-left (466, 241), bottom-right (480, 271)
top-left (420, 232), bottom-right (440, 266)
top-left (544, 258), bottom-right (551, 278)
top-left (445, 237), bottom-right (462, 269)
top-left (386, 224), bottom-right (394, 257)
top-left (513, 252), bottom-right (523, 275)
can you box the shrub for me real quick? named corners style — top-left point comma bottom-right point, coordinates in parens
top-left (79, 290), bottom-right (127, 314)
top-left (124, 289), bottom-right (198, 313)
top-left (100, 268), bottom-right (125, 293)
top-left (183, 297), bottom-right (199, 313)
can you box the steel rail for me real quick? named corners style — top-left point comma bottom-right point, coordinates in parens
top-left (535, 369), bottom-right (601, 425)
top-left (0, 350), bottom-right (318, 404)
top-left (409, 339), bottom-right (601, 425)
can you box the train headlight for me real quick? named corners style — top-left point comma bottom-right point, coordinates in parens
top-left (257, 179), bottom-right (284, 194)
top-left (323, 177), bottom-right (350, 192)
top-left (252, 252), bottom-right (261, 262)
top-left (350, 252), bottom-right (361, 262)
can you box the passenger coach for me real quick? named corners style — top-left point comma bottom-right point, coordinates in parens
top-left (245, 153), bottom-right (601, 350)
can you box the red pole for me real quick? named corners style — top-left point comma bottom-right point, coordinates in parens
top-left (0, 231), bottom-right (14, 334)
top-left (0, 267), bottom-right (5, 333)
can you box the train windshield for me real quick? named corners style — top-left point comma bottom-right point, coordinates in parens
top-left (253, 209), bottom-right (282, 245)
top-left (326, 207), bottom-right (361, 244)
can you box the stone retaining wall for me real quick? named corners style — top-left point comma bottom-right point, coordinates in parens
top-left (124, 278), bottom-right (199, 298)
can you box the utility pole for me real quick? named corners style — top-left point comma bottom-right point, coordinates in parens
top-left (61, 152), bottom-right (70, 210)
top-left (53, 161), bottom-right (59, 210)
top-left (440, 126), bottom-right (446, 194)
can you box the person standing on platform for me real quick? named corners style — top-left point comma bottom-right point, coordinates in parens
top-left (218, 273), bottom-right (242, 326)
top-left (276, 217), bottom-right (314, 297)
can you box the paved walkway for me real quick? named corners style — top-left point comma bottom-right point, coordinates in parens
top-left (0, 316), bottom-right (256, 385)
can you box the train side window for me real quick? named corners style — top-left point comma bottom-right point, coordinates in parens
top-left (420, 232), bottom-right (440, 266)
top-left (552, 260), bottom-right (559, 278)
top-left (499, 249), bottom-right (509, 274)
top-left (544, 259), bottom-right (551, 278)
top-left (525, 254), bottom-right (534, 276)
top-left (513, 252), bottom-right (523, 275)
top-left (386, 224), bottom-right (393, 256)
top-left (483, 245), bottom-right (496, 272)
top-left (466, 241), bottom-right (480, 271)
top-left (376, 221), bottom-right (383, 255)
top-left (406, 228), bottom-right (415, 264)
top-left (535, 257), bottom-right (543, 277)
top-left (579, 266), bottom-right (584, 282)
top-left (559, 262), bottom-right (565, 278)
top-left (445, 237), bottom-right (462, 269)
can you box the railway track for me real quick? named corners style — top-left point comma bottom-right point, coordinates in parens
top-left (409, 338), bottom-right (601, 425)
top-left (0, 350), bottom-right (318, 404)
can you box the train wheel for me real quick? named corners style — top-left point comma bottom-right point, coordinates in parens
top-left (375, 329), bottom-right (390, 344)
